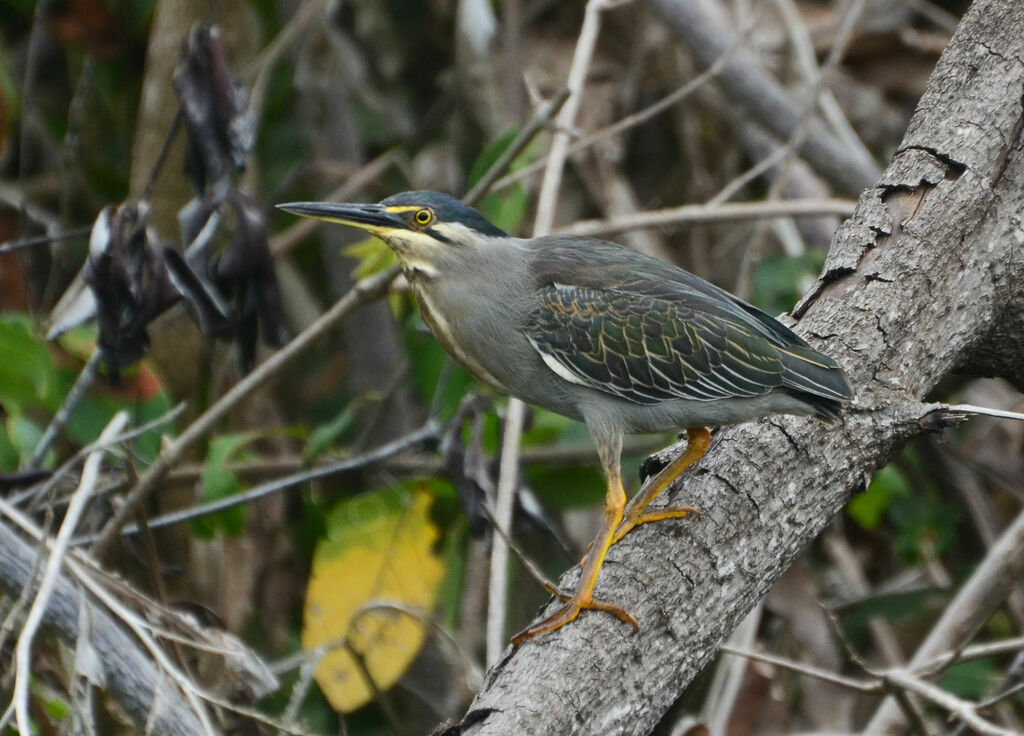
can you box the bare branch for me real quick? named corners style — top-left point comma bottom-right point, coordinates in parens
top-left (90, 265), bottom-right (399, 558)
top-left (555, 198), bottom-right (856, 238)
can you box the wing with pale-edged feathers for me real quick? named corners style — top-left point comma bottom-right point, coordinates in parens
top-left (522, 237), bottom-right (852, 416)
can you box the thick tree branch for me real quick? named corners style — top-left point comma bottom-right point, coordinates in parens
top-left (446, 1), bottom-right (1024, 733)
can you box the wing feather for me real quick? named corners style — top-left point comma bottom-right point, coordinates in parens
top-left (524, 285), bottom-right (786, 406)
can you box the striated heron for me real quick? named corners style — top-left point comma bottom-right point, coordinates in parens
top-left (278, 191), bottom-right (853, 645)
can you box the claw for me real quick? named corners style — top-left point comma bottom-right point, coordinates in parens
top-left (511, 594), bottom-right (638, 646)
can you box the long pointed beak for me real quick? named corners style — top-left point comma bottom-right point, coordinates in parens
top-left (276, 201), bottom-right (409, 235)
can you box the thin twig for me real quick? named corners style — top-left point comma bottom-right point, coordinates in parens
top-left (139, 109), bottom-right (183, 207)
top-left (865, 507), bottom-right (1024, 733)
top-left (479, 500), bottom-right (564, 596)
top-left (17, 0), bottom-right (51, 240)
top-left (10, 412), bottom-right (129, 736)
top-left (90, 265), bottom-right (399, 557)
top-left (26, 345), bottom-right (104, 472)
top-left (486, 401), bottom-right (527, 665)
top-left (534, 0), bottom-right (614, 234)
top-left (920, 636), bottom-right (1024, 672)
top-left (555, 198), bottom-right (856, 238)
top-left (883, 669), bottom-right (1018, 736)
top-left (490, 1), bottom-right (766, 195)
top-left (721, 646), bottom-right (1017, 736)
top-left (720, 644), bottom-right (875, 692)
top-left (943, 403), bottom-right (1024, 422)
top-left (16, 402), bottom-right (187, 509)
top-left (72, 420), bottom-right (439, 544)
top-left (740, 0), bottom-right (870, 295)
top-left (0, 224), bottom-right (93, 253)
top-left (463, 88), bottom-right (571, 205)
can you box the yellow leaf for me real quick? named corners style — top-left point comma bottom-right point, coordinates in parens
top-left (301, 487), bottom-right (446, 713)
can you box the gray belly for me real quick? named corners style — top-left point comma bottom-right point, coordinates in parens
top-left (575, 389), bottom-right (821, 435)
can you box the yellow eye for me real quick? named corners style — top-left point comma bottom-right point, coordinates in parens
top-left (414, 208), bottom-right (433, 226)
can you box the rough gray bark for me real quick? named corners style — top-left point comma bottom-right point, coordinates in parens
top-left (448, 1), bottom-right (1024, 733)
top-left (0, 523), bottom-right (207, 736)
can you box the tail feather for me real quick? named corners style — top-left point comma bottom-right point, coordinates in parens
top-left (777, 344), bottom-right (854, 419)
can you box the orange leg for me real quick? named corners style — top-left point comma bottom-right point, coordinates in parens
top-left (511, 462), bottom-right (638, 646)
top-left (611, 428), bottom-right (709, 545)
top-left (511, 428), bottom-right (709, 646)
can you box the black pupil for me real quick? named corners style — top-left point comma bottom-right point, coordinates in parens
top-left (417, 211), bottom-right (429, 223)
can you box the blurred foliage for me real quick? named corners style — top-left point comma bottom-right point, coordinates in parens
top-left (0, 315), bottom-right (174, 470)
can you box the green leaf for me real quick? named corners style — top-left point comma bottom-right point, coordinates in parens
top-left (343, 236), bottom-right (397, 280)
top-left (751, 253), bottom-right (826, 316)
top-left (847, 464), bottom-right (910, 530)
top-left (189, 433), bottom-right (257, 538)
top-left (7, 414), bottom-right (43, 466)
top-left (404, 317), bottom-right (474, 420)
top-left (469, 128), bottom-right (533, 233)
top-left (940, 658), bottom-right (999, 700)
top-left (131, 391), bottom-right (176, 463)
top-left (521, 407), bottom-right (575, 446)
top-left (306, 401), bottom-right (360, 459)
top-left (42, 696), bottom-right (72, 720)
top-left (468, 128), bottom-right (519, 187)
top-left (0, 422), bottom-right (18, 472)
top-left (0, 316), bottom-right (60, 413)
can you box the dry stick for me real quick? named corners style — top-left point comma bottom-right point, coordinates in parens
top-left (490, 0), bottom-right (767, 195)
top-left (2, 501), bottom-right (318, 736)
top-left (920, 636), bottom-right (1024, 672)
top-left (533, 0), bottom-right (611, 234)
top-left (73, 420), bottom-right (438, 544)
top-left (486, 401), bottom-right (527, 665)
top-left (720, 646), bottom-right (1017, 736)
top-left (733, 0), bottom-right (870, 297)
top-left (161, 435), bottom-right (664, 487)
top-left (774, 0), bottom-right (870, 162)
top-left (485, 0), bottom-right (613, 666)
top-left (0, 182), bottom-right (59, 234)
top-left (865, 507), bottom-right (1024, 734)
top-left (15, 403), bottom-right (187, 509)
top-left (26, 349), bottom-right (104, 470)
top-left (702, 602), bottom-right (764, 733)
top-left (463, 88), bottom-right (571, 206)
top-left (8, 412), bottom-right (128, 736)
top-left (16, 0), bottom-right (50, 239)
top-left (555, 198), bottom-right (857, 238)
top-left (269, 150), bottom-right (399, 256)
top-left (0, 520), bottom-right (208, 736)
top-left (244, 0), bottom-right (331, 160)
top-left (644, 0), bottom-right (879, 196)
top-left (89, 265), bottom-right (398, 558)
top-left (710, 0), bottom-right (868, 212)
top-left (882, 669), bottom-right (1017, 736)
top-left (0, 225), bottom-right (93, 253)
top-left (824, 531), bottom-right (906, 667)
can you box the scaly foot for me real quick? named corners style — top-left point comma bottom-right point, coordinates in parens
top-left (611, 504), bottom-right (699, 545)
top-left (511, 590), bottom-right (638, 646)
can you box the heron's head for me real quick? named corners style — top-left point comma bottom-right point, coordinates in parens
top-left (277, 191), bottom-right (508, 278)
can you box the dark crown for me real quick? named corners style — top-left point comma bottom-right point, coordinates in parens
top-left (380, 191), bottom-right (508, 237)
